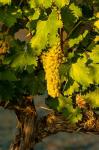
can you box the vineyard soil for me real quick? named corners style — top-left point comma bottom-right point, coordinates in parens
top-left (0, 106), bottom-right (99, 150)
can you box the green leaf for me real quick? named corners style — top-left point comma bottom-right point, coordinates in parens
top-left (30, 20), bottom-right (48, 55)
top-left (0, 7), bottom-right (22, 27)
top-left (29, 0), bottom-right (70, 9)
top-left (61, 7), bottom-right (77, 32)
top-left (69, 3), bottom-right (82, 18)
top-left (58, 96), bottom-right (82, 123)
top-left (64, 81), bottom-right (80, 96)
top-left (54, 0), bottom-right (70, 8)
top-left (46, 97), bottom-right (59, 110)
top-left (70, 57), bottom-right (93, 88)
top-left (30, 9), bottom-right (63, 55)
top-left (47, 9), bottom-right (63, 46)
top-left (67, 107), bottom-right (82, 123)
top-left (0, 81), bottom-right (15, 100)
top-left (29, 0), bottom-right (52, 9)
top-left (10, 52), bottom-right (38, 69)
top-left (83, 88), bottom-right (99, 108)
top-left (69, 30), bottom-right (88, 48)
top-left (28, 9), bottom-right (40, 20)
top-left (88, 45), bottom-right (99, 63)
top-left (57, 95), bottom-right (68, 112)
top-left (0, 0), bottom-right (11, 5)
top-left (59, 63), bottom-right (69, 76)
top-left (57, 96), bottom-right (73, 112)
top-left (0, 70), bottom-right (17, 81)
top-left (22, 70), bottom-right (46, 95)
top-left (29, 0), bottom-right (36, 8)
top-left (89, 64), bottom-right (99, 84)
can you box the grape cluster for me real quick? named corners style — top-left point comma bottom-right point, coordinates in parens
top-left (84, 119), bottom-right (95, 129)
top-left (0, 40), bottom-right (9, 55)
top-left (76, 95), bottom-right (86, 108)
top-left (84, 110), bottom-right (96, 130)
top-left (41, 44), bottom-right (64, 98)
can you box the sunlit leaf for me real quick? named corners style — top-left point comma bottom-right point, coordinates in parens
top-left (0, 0), bottom-right (11, 5)
top-left (69, 3), bottom-right (82, 18)
top-left (70, 57), bottom-right (93, 87)
top-left (83, 88), bottom-right (99, 108)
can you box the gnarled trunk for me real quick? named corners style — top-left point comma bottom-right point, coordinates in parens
top-left (9, 97), bottom-right (37, 150)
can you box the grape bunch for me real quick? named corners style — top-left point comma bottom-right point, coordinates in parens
top-left (76, 95), bottom-right (86, 108)
top-left (0, 40), bottom-right (9, 55)
top-left (41, 43), bottom-right (64, 98)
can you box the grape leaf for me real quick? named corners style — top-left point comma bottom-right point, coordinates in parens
top-left (89, 64), bottom-right (99, 84)
top-left (28, 9), bottom-right (40, 20)
top-left (0, 82), bottom-right (14, 100)
top-left (0, 0), bottom-right (11, 5)
top-left (54, 0), bottom-right (70, 8)
top-left (57, 96), bottom-right (82, 123)
top-left (0, 70), bottom-right (17, 81)
top-left (61, 7), bottom-right (77, 32)
top-left (21, 70), bottom-right (46, 95)
top-left (70, 57), bottom-right (93, 87)
top-left (29, 0), bottom-right (52, 9)
top-left (10, 52), bottom-right (38, 69)
top-left (69, 3), bottom-right (82, 18)
top-left (69, 30), bottom-right (88, 48)
top-left (83, 88), bottom-right (99, 108)
top-left (30, 20), bottom-right (48, 55)
top-left (67, 107), bottom-right (82, 123)
top-left (47, 9), bottom-right (63, 46)
top-left (0, 7), bottom-right (22, 27)
top-left (88, 45), bottom-right (99, 63)
top-left (57, 96), bottom-right (72, 112)
top-left (29, 0), bottom-right (70, 9)
top-left (64, 81), bottom-right (80, 96)
top-left (30, 9), bottom-right (63, 55)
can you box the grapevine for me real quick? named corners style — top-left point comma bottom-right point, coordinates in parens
top-left (0, 0), bottom-right (99, 149)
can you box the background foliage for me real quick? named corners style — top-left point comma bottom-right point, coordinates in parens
top-left (0, 0), bottom-right (99, 123)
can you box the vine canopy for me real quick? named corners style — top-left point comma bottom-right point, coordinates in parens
top-left (0, 0), bottom-right (99, 123)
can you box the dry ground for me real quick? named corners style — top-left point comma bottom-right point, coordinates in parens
top-left (0, 107), bottom-right (99, 150)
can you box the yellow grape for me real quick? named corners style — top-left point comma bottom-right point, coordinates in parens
top-left (41, 43), bottom-right (64, 98)
top-left (0, 40), bottom-right (9, 54)
top-left (84, 118), bottom-right (95, 129)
